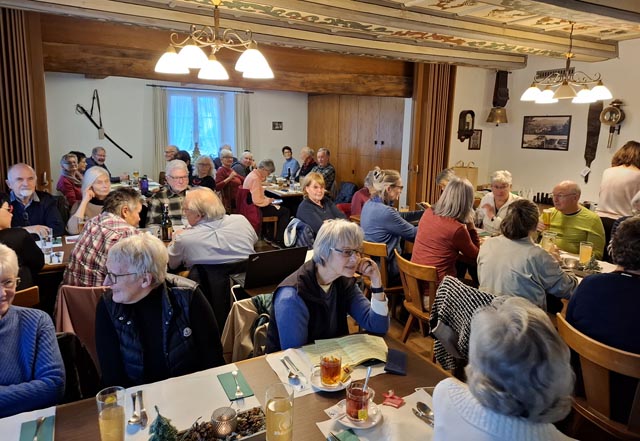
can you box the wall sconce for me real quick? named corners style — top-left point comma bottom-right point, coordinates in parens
top-left (458, 110), bottom-right (475, 142)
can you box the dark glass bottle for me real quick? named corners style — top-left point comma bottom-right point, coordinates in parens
top-left (139, 175), bottom-right (149, 194)
top-left (161, 203), bottom-right (173, 242)
top-left (286, 167), bottom-right (291, 186)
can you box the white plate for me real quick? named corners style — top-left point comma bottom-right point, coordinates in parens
top-left (336, 399), bottom-right (383, 430)
top-left (310, 372), bottom-right (351, 392)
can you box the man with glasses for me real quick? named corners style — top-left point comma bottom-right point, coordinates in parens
top-left (64, 188), bottom-right (142, 287)
top-left (85, 146), bottom-right (128, 184)
top-left (147, 160), bottom-right (191, 225)
top-left (540, 180), bottom-right (605, 259)
top-left (311, 148), bottom-right (336, 192)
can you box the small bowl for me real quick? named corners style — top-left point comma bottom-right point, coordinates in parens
top-left (562, 256), bottom-right (579, 269)
top-left (211, 406), bottom-right (238, 437)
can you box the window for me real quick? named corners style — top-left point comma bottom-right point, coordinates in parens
top-left (166, 89), bottom-right (235, 157)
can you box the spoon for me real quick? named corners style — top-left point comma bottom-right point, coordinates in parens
top-left (280, 358), bottom-right (299, 383)
top-left (232, 370), bottom-right (244, 398)
top-left (412, 407), bottom-right (434, 427)
top-left (362, 366), bottom-right (372, 391)
top-left (137, 390), bottom-right (148, 428)
top-left (417, 401), bottom-right (435, 420)
top-left (128, 393), bottom-right (141, 425)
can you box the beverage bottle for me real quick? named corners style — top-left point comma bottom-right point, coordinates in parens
top-left (286, 167), bottom-right (291, 187)
top-left (139, 175), bottom-right (149, 194)
top-left (161, 203), bottom-right (173, 242)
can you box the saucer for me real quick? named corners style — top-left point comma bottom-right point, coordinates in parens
top-left (335, 400), bottom-right (382, 430)
top-left (310, 372), bottom-right (351, 392)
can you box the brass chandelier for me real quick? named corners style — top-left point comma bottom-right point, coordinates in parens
top-left (154, 0), bottom-right (274, 80)
top-left (520, 23), bottom-right (611, 104)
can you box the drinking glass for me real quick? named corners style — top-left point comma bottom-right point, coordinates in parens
top-left (265, 382), bottom-right (293, 441)
top-left (40, 228), bottom-right (53, 262)
top-left (579, 241), bottom-right (593, 265)
top-left (132, 170), bottom-right (140, 185)
top-left (541, 208), bottom-right (553, 228)
top-left (78, 216), bottom-right (87, 233)
top-left (96, 386), bottom-right (125, 441)
top-left (320, 354), bottom-right (341, 386)
top-left (345, 381), bottom-right (375, 422)
top-left (540, 231), bottom-right (557, 252)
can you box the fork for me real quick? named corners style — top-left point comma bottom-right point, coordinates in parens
top-left (33, 416), bottom-right (45, 441)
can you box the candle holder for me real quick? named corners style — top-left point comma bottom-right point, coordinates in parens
top-left (211, 407), bottom-right (237, 438)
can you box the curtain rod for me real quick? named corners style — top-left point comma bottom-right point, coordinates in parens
top-left (146, 84), bottom-right (253, 94)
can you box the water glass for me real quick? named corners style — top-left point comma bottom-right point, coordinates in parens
top-left (265, 382), bottom-right (293, 441)
top-left (96, 386), bottom-right (125, 441)
top-left (345, 381), bottom-right (375, 422)
top-left (579, 241), bottom-right (593, 265)
top-left (40, 228), bottom-right (53, 262)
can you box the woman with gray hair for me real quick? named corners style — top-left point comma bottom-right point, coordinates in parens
top-left (433, 296), bottom-right (576, 440)
top-left (215, 148), bottom-right (244, 213)
top-left (167, 187), bottom-right (257, 269)
top-left (66, 166), bottom-right (111, 234)
top-left (192, 155), bottom-right (216, 191)
top-left (413, 177), bottom-right (480, 283)
top-left (266, 219), bottom-right (390, 352)
top-left (56, 152), bottom-right (83, 207)
top-left (96, 233), bottom-right (225, 387)
top-left (475, 169), bottom-right (521, 235)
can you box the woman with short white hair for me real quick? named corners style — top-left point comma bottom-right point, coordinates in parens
top-left (192, 155), bottom-right (216, 191)
top-left (0, 244), bottom-right (65, 417)
top-left (475, 169), bottom-right (521, 235)
top-left (433, 296), bottom-right (576, 440)
top-left (56, 152), bottom-right (83, 207)
top-left (66, 166), bottom-right (111, 234)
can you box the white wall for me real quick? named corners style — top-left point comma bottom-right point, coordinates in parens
top-left (44, 73), bottom-right (308, 184)
top-left (450, 38), bottom-right (640, 202)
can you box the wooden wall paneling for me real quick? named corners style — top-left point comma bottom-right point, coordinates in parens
top-left (307, 95), bottom-right (339, 152)
top-left (377, 97), bottom-right (404, 161)
top-left (357, 97), bottom-right (380, 158)
top-left (337, 96), bottom-right (359, 185)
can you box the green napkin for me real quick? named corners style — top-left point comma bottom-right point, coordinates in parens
top-left (330, 429), bottom-right (360, 441)
top-left (217, 370), bottom-right (254, 401)
top-left (19, 416), bottom-right (54, 441)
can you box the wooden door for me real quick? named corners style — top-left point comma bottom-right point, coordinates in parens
top-left (377, 97), bottom-right (404, 172)
top-left (337, 96), bottom-right (359, 184)
top-left (307, 95), bottom-right (339, 152)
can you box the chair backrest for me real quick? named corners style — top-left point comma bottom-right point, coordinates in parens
top-left (394, 249), bottom-right (438, 313)
top-left (556, 313), bottom-right (640, 437)
top-left (221, 294), bottom-right (272, 363)
top-left (56, 332), bottom-right (100, 404)
top-left (13, 286), bottom-right (40, 308)
top-left (362, 240), bottom-right (390, 287)
top-left (55, 285), bottom-right (105, 372)
top-left (235, 187), bottom-right (261, 234)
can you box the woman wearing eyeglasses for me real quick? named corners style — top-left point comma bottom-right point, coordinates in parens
top-left (266, 219), bottom-right (389, 352)
top-left (56, 153), bottom-right (83, 207)
top-left (0, 193), bottom-right (44, 290)
top-left (0, 244), bottom-right (64, 417)
top-left (475, 170), bottom-right (521, 235)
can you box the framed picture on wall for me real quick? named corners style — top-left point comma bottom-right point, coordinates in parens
top-left (468, 129), bottom-right (482, 150)
top-left (272, 121), bottom-right (283, 130)
top-left (521, 115), bottom-right (571, 151)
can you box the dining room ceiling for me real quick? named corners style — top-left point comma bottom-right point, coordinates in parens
top-left (4, 0), bottom-right (640, 69)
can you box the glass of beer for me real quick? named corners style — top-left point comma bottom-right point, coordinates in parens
top-left (265, 382), bottom-right (294, 441)
top-left (579, 241), bottom-right (593, 266)
top-left (320, 354), bottom-right (341, 387)
top-left (541, 208), bottom-right (553, 228)
top-left (345, 381), bottom-right (375, 422)
top-left (96, 386), bottom-right (125, 441)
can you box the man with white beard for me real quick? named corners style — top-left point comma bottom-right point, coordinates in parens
top-left (6, 163), bottom-right (64, 236)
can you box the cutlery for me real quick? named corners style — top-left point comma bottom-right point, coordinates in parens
top-left (33, 416), bottom-right (45, 441)
top-left (283, 355), bottom-right (307, 382)
top-left (328, 431), bottom-right (341, 440)
top-left (127, 392), bottom-right (141, 426)
top-left (417, 401), bottom-right (435, 421)
top-left (412, 407), bottom-right (433, 426)
top-left (232, 370), bottom-right (244, 398)
top-left (137, 390), bottom-right (148, 428)
top-left (280, 358), bottom-right (299, 383)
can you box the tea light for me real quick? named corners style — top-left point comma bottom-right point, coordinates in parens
top-left (562, 256), bottom-right (579, 269)
top-left (211, 406), bottom-right (238, 437)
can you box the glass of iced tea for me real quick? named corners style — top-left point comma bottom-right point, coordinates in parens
top-left (78, 216), bottom-right (87, 233)
top-left (320, 354), bottom-right (341, 387)
top-left (265, 382), bottom-right (293, 441)
top-left (96, 386), bottom-right (125, 441)
top-left (579, 241), bottom-right (593, 266)
top-left (345, 381), bottom-right (375, 422)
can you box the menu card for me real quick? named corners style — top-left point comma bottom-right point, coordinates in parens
top-left (301, 334), bottom-right (388, 367)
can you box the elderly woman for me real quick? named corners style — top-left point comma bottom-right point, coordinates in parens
top-left (360, 168), bottom-right (422, 284)
top-left (66, 166), bottom-right (111, 234)
top-left (295, 146), bottom-right (316, 182)
top-left (266, 219), bottom-right (390, 352)
top-left (69, 150), bottom-right (87, 174)
top-left (297, 172), bottom-right (346, 234)
top-left (192, 155), bottom-right (216, 191)
top-left (215, 148), bottom-right (244, 213)
top-left (412, 177), bottom-right (480, 283)
top-left (56, 152), bottom-right (83, 207)
top-left (478, 199), bottom-right (578, 310)
top-left (0, 244), bottom-right (64, 417)
top-left (96, 234), bottom-right (225, 387)
top-left (433, 296), bottom-right (576, 441)
top-left (475, 170), bottom-right (520, 235)
top-left (168, 187), bottom-right (257, 269)
top-left (0, 194), bottom-right (44, 290)
top-left (350, 169), bottom-right (375, 217)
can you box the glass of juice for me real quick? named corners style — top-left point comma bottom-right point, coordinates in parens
top-left (345, 381), bottom-right (375, 422)
top-left (265, 382), bottom-right (293, 441)
top-left (320, 354), bottom-right (341, 387)
top-left (579, 241), bottom-right (593, 266)
top-left (96, 386), bottom-right (125, 441)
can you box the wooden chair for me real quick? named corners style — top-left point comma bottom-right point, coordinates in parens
top-left (13, 286), bottom-right (40, 308)
top-left (395, 250), bottom-right (438, 351)
top-left (557, 314), bottom-right (640, 440)
top-left (361, 241), bottom-right (404, 320)
top-left (261, 216), bottom-right (278, 241)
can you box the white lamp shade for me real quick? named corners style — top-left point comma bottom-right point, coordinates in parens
top-left (572, 87), bottom-right (596, 103)
top-left (198, 56), bottom-right (230, 80)
top-left (535, 87), bottom-right (558, 104)
top-left (520, 84), bottom-right (541, 101)
top-left (154, 47), bottom-right (190, 74)
top-left (591, 81), bottom-right (613, 100)
top-left (178, 44), bottom-right (208, 69)
top-left (552, 81), bottom-right (577, 100)
top-left (235, 47), bottom-right (274, 79)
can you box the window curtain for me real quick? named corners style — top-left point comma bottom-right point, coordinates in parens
top-left (167, 93), bottom-right (194, 152)
top-left (152, 86), bottom-right (168, 182)
top-left (197, 95), bottom-right (221, 155)
top-left (235, 93), bottom-right (250, 152)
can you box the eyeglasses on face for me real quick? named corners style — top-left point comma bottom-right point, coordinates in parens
top-left (105, 271), bottom-right (141, 284)
top-left (552, 193), bottom-right (577, 199)
top-left (0, 278), bottom-right (20, 290)
top-left (391, 184), bottom-right (404, 190)
top-left (168, 175), bottom-right (189, 182)
top-left (491, 184), bottom-right (509, 190)
top-left (332, 247), bottom-right (363, 258)
top-left (1, 204), bottom-right (13, 213)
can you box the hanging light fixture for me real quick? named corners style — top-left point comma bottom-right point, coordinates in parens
top-left (154, 0), bottom-right (274, 80)
top-left (520, 23), bottom-right (611, 104)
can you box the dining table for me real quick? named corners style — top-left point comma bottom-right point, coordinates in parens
top-left (264, 184), bottom-right (304, 217)
top-left (1, 335), bottom-right (449, 441)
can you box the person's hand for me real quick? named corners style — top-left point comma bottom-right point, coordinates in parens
top-left (546, 244), bottom-right (562, 263)
top-left (82, 187), bottom-right (95, 202)
top-left (536, 221), bottom-right (547, 232)
top-left (357, 257), bottom-right (382, 287)
top-left (229, 171), bottom-right (238, 179)
top-left (481, 204), bottom-right (495, 220)
top-left (24, 225), bottom-right (51, 237)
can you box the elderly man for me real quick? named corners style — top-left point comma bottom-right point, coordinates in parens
top-left (311, 147), bottom-right (336, 191)
top-left (232, 151), bottom-right (254, 178)
top-left (280, 146), bottom-right (300, 178)
top-left (147, 159), bottom-right (190, 225)
top-left (6, 163), bottom-right (64, 237)
top-left (63, 187), bottom-right (142, 286)
top-left (295, 146), bottom-right (316, 182)
top-left (168, 187), bottom-right (257, 269)
top-left (542, 180), bottom-right (606, 259)
top-left (164, 145), bottom-right (179, 161)
top-left (243, 159), bottom-right (290, 246)
top-left (85, 146), bottom-right (126, 183)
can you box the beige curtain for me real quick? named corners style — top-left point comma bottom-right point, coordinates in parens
top-left (152, 86), bottom-right (168, 181)
top-left (235, 93), bottom-right (250, 152)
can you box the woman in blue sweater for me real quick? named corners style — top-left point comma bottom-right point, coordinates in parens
top-left (0, 244), bottom-right (65, 417)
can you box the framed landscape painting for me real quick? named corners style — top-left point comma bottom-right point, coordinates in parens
top-left (521, 115), bottom-right (571, 151)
